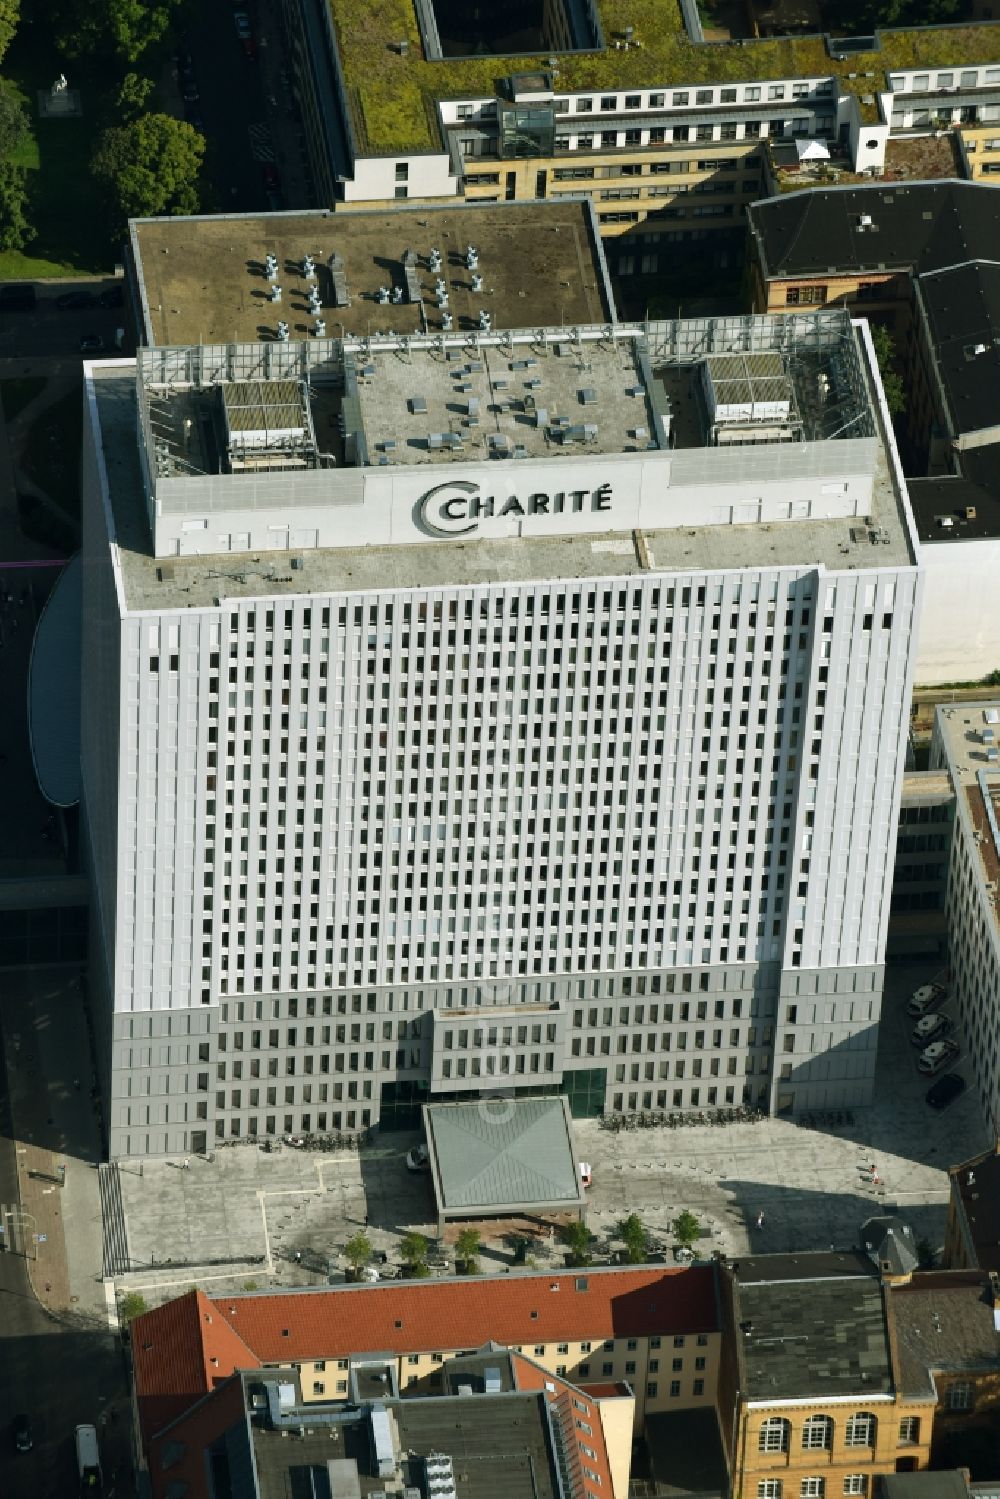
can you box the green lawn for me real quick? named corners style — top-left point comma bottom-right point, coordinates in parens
top-left (0, 31), bottom-right (115, 279)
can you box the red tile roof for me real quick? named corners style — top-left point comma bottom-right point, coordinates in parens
top-left (207, 1264), bottom-right (717, 1363)
top-left (512, 1353), bottom-right (616, 1497)
top-left (132, 1289), bottom-right (260, 1445)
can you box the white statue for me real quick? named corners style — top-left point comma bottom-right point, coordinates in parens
top-left (51, 73), bottom-right (68, 95)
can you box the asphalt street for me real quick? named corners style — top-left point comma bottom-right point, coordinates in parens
top-left (0, 1023), bottom-right (128, 1499)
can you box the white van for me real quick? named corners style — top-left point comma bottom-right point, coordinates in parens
top-left (75, 1423), bottom-right (101, 1492)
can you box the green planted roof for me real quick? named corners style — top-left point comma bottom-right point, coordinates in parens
top-left (329, 0), bottom-right (1000, 158)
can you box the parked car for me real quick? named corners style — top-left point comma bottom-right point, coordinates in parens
top-left (13, 1414), bottom-right (32, 1453)
top-left (911, 1012), bottom-right (950, 1046)
top-left (917, 1038), bottom-right (960, 1075)
top-left (56, 289), bottom-right (93, 309)
top-left (79, 333), bottom-right (105, 352)
top-left (907, 982), bottom-right (948, 1017)
top-left (406, 1144), bottom-right (429, 1172)
top-left (926, 1072), bottom-right (966, 1109)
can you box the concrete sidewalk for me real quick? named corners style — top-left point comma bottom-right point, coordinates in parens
top-left (116, 960), bottom-right (988, 1308)
top-left (0, 968), bottom-right (110, 1328)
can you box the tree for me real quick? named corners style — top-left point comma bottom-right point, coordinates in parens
top-left (455, 1227), bottom-right (481, 1273)
top-left (0, 162), bottom-right (29, 250)
top-left (344, 1232), bottom-right (373, 1278)
top-left (0, 0), bottom-right (18, 67)
top-left (869, 324), bottom-right (907, 418)
top-left (560, 1219), bottom-right (593, 1267)
top-left (617, 1213), bottom-right (648, 1264)
top-left (672, 1210), bottom-right (701, 1251)
top-left (91, 113), bottom-right (204, 232)
top-left (401, 1231), bottom-right (430, 1278)
top-left (0, 85), bottom-right (28, 161)
top-left (119, 1289), bottom-right (148, 1325)
top-left (115, 72), bottom-right (154, 121)
top-left (40, 0), bottom-right (181, 63)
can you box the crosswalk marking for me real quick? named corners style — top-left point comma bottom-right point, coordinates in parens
top-left (249, 122), bottom-right (275, 162)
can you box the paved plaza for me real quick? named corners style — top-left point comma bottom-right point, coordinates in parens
top-left (115, 962), bottom-right (988, 1305)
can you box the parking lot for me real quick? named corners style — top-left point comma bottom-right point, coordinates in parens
top-left (111, 961), bottom-right (987, 1307)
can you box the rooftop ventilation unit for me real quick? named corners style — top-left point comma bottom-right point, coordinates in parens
top-left (424, 1454), bottom-right (457, 1499)
top-left (328, 251), bottom-right (350, 307)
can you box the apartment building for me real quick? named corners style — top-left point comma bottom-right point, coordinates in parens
top-left (928, 705), bottom-right (1000, 1142)
top-left (271, 0), bottom-right (1000, 264)
top-left (129, 1266), bottom-right (719, 1460)
top-left (131, 1255), bottom-right (1000, 1499)
top-left (944, 1142), bottom-right (1000, 1276)
top-left (134, 1346), bottom-right (624, 1499)
top-left (718, 1250), bottom-right (1000, 1499)
top-left (82, 200), bottom-right (920, 1153)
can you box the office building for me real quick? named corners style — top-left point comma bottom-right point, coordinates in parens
top-left (82, 204), bottom-right (920, 1155)
top-left (749, 179), bottom-right (1000, 685)
top-left (274, 0), bottom-right (1000, 265)
top-left (928, 704), bottom-right (1000, 1142)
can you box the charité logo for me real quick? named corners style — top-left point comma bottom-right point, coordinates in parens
top-left (416, 480), bottom-right (613, 538)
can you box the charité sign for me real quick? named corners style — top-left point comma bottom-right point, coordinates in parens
top-left (416, 480), bottom-right (613, 538)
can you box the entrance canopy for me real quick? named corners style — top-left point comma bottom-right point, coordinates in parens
top-left (422, 1095), bottom-right (585, 1233)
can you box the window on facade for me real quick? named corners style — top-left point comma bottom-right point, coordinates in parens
top-left (802, 1415), bottom-right (833, 1451)
top-left (948, 1383), bottom-right (972, 1411)
top-left (759, 1418), bottom-right (791, 1453)
top-left (843, 1480), bottom-right (867, 1497)
top-left (758, 1485), bottom-right (782, 1499)
top-left (897, 1417), bottom-right (919, 1445)
top-left (845, 1413), bottom-right (876, 1448)
top-left (801, 1482), bottom-right (824, 1499)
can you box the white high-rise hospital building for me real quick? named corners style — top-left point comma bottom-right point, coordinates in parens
top-left (81, 214), bottom-right (921, 1155)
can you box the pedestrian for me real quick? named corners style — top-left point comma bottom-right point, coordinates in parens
top-left (363, 1212), bottom-right (369, 1230)
top-left (294, 1249), bottom-right (302, 1264)
top-left (756, 1211), bottom-right (765, 1229)
top-left (183, 1157), bottom-right (190, 1170)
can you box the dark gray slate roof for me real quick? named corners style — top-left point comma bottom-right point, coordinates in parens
top-left (861, 1215), bottom-right (919, 1277)
top-left (735, 1258), bottom-right (891, 1399)
top-left (750, 180), bottom-right (1000, 281)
